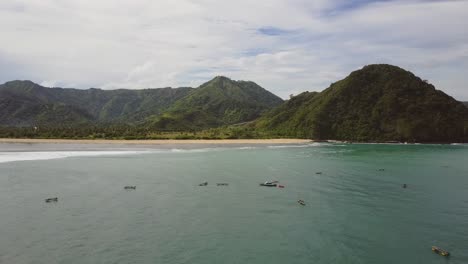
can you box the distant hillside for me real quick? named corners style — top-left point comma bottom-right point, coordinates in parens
top-left (0, 80), bottom-right (193, 126)
top-left (463, 102), bottom-right (468, 107)
top-left (0, 77), bottom-right (283, 129)
top-left (147, 76), bottom-right (284, 130)
top-left (256, 64), bottom-right (468, 142)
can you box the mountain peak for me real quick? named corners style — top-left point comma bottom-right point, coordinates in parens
top-left (361, 64), bottom-right (405, 71)
top-left (0, 80), bottom-right (46, 93)
top-left (3, 80), bottom-right (40, 87)
top-left (208, 76), bottom-right (233, 84)
top-left (213, 75), bottom-right (231, 80)
top-left (347, 64), bottom-right (419, 83)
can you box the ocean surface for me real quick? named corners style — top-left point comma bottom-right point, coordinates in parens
top-left (0, 142), bottom-right (467, 264)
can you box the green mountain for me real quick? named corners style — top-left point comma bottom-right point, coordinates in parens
top-left (0, 77), bottom-right (283, 129)
top-left (148, 76), bottom-right (283, 130)
top-left (256, 64), bottom-right (468, 142)
top-left (0, 80), bottom-right (193, 126)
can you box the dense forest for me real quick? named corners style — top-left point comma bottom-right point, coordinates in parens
top-left (0, 124), bottom-right (267, 140)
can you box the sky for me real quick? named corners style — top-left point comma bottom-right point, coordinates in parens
top-left (0, 0), bottom-right (467, 99)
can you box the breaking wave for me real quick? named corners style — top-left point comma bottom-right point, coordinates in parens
top-left (266, 142), bottom-right (330, 149)
top-left (0, 143), bottom-right (336, 163)
top-left (0, 150), bottom-right (151, 164)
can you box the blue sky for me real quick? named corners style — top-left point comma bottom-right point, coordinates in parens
top-left (0, 0), bottom-right (467, 99)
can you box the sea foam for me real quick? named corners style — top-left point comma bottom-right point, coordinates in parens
top-left (0, 143), bottom-right (330, 163)
top-left (0, 150), bottom-right (150, 164)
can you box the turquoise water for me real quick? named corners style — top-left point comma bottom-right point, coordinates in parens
top-left (0, 143), bottom-right (467, 264)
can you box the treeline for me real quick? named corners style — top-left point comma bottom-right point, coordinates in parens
top-left (0, 124), bottom-right (279, 140)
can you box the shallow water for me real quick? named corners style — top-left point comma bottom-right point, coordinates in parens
top-left (0, 143), bottom-right (467, 264)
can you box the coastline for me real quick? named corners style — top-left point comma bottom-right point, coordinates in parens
top-left (0, 138), bottom-right (312, 145)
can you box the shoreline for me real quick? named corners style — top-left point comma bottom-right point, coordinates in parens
top-left (0, 138), bottom-right (313, 145)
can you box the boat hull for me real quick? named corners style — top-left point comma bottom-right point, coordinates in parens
top-left (432, 246), bottom-right (450, 257)
top-left (259, 183), bottom-right (277, 187)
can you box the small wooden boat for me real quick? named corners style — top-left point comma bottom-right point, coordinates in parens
top-left (216, 183), bottom-right (229, 186)
top-left (297, 200), bottom-right (306, 206)
top-left (315, 172), bottom-right (322, 175)
top-left (124, 186), bottom-right (136, 190)
top-left (45, 197), bottom-right (58, 203)
top-left (198, 182), bottom-right (208, 186)
top-left (260, 181), bottom-right (278, 187)
top-left (432, 246), bottom-right (450, 256)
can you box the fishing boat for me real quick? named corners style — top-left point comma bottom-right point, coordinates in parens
top-left (45, 197), bottom-right (58, 203)
top-left (432, 246), bottom-right (450, 256)
top-left (124, 186), bottom-right (136, 190)
top-left (198, 182), bottom-right (208, 186)
top-left (260, 181), bottom-right (278, 187)
top-left (297, 200), bottom-right (306, 206)
top-left (216, 183), bottom-right (229, 186)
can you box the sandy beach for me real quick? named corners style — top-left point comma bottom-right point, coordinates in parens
top-left (0, 138), bottom-right (312, 145)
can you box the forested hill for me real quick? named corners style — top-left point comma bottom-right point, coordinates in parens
top-left (147, 76), bottom-right (284, 130)
top-left (256, 64), bottom-right (468, 142)
top-left (0, 80), bottom-right (193, 126)
top-left (0, 77), bottom-right (283, 128)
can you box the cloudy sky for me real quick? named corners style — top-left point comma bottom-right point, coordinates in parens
top-left (0, 0), bottom-right (467, 99)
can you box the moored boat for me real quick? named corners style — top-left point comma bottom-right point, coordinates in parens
top-left (260, 181), bottom-right (278, 187)
top-left (432, 246), bottom-right (450, 256)
top-left (45, 197), bottom-right (58, 203)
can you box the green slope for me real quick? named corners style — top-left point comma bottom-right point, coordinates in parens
top-left (148, 76), bottom-right (284, 130)
top-left (0, 80), bottom-right (193, 126)
top-left (257, 64), bottom-right (468, 142)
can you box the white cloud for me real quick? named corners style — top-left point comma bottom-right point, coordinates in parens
top-left (0, 0), bottom-right (467, 99)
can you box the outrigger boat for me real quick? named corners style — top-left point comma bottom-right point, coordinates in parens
top-left (260, 181), bottom-right (278, 187)
top-left (432, 246), bottom-right (450, 257)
